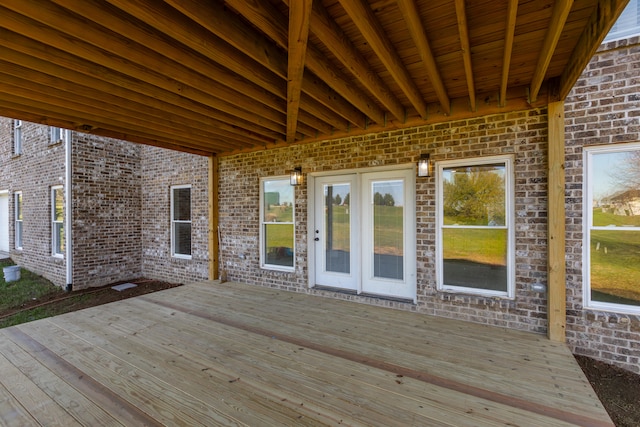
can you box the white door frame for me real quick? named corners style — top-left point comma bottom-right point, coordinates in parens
top-left (307, 164), bottom-right (417, 302)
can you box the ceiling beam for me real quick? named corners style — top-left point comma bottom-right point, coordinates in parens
top-left (0, 34), bottom-right (290, 141)
top-left (397, 0), bottom-right (451, 115)
top-left (216, 0), bottom-right (368, 130)
top-left (558, 0), bottom-right (629, 100)
top-left (339, 0), bottom-right (428, 120)
top-left (500, 0), bottom-right (519, 107)
top-left (1, 2), bottom-right (288, 131)
top-left (454, 0), bottom-right (476, 112)
top-left (529, 0), bottom-right (573, 103)
top-left (287, 0), bottom-right (312, 143)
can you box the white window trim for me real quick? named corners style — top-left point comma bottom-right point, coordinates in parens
top-left (14, 192), bottom-right (22, 250)
top-left (51, 185), bottom-right (64, 258)
top-left (171, 184), bottom-right (192, 259)
top-left (260, 176), bottom-right (296, 272)
top-left (436, 154), bottom-right (515, 298)
top-left (13, 120), bottom-right (22, 155)
top-left (50, 127), bottom-right (70, 145)
top-left (583, 143), bottom-right (640, 314)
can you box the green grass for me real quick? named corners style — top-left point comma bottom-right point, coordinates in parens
top-left (593, 208), bottom-right (640, 227)
top-left (590, 229), bottom-right (640, 304)
top-left (0, 259), bottom-right (63, 313)
top-left (443, 227), bottom-right (507, 266)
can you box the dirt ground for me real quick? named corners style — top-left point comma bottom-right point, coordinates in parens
top-left (1, 280), bottom-right (638, 426)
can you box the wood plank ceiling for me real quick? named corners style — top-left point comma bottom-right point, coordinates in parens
top-left (0, 0), bottom-right (628, 156)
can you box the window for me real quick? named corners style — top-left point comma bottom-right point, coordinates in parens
top-left (15, 192), bottom-right (22, 250)
top-left (260, 177), bottom-right (295, 270)
top-left (51, 186), bottom-right (64, 257)
top-left (171, 185), bottom-right (192, 258)
top-left (437, 155), bottom-right (514, 297)
top-left (13, 120), bottom-right (22, 155)
top-left (50, 127), bottom-right (69, 144)
top-left (604, 0), bottom-right (640, 42)
top-left (584, 144), bottom-right (640, 313)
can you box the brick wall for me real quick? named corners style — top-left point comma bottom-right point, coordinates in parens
top-left (140, 145), bottom-right (210, 284)
top-left (71, 133), bottom-right (143, 289)
top-left (565, 36), bottom-right (640, 373)
top-left (0, 118), bottom-right (67, 286)
top-left (219, 108), bottom-right (550, 333)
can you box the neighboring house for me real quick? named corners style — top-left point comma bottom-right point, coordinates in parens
top-left (0, 120), bottom-right (209, 290)
top-left (1, 3), bottom-right (639, 376)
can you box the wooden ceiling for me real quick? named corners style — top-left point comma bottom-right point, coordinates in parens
top-left (0, 0), bottom-right (628, 156)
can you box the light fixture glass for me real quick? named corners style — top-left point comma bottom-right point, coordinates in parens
top-left (418, 154), bottom-right (432, 177)
top-left (290, 167), bottom-right (303, 186)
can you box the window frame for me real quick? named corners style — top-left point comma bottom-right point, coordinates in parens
top-left (50, 127), bottom-right (70, 145)
top-left (170, 184), bottom-right (192, 259)
top-left (604, 0), bottom-right (640, 42)
top-left (583, 143), bottom-right (640, 314)
top-left (436, 155), bottom-right (515, 298)
top-left (14, 192), bottom-right (23, 250)
top-left (260, 176), bottom-right (296, 272)
top-left (51, 186), bottom-right (64, 258)
top-left (13, 120), bottom-right (22, 155)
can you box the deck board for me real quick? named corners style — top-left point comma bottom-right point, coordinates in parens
top-left (0, 280), bottom-right (613, 426)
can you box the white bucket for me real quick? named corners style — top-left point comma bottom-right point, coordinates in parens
top-left (3, 265), bottom-right (21, 282)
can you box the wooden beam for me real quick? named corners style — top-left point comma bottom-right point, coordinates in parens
top-left (500, 0), bottom-right (518, 107)
top-left (0, 42), bottom-right (287, 141)
top-left (454, 0), bottom-right (476, 112)
top-left (310, 0), bottom-right (404, 123)
top-left (559, 0), bottom-right (629, 100)
top-left (339, 0), bottom-right (427, 120)
top-left (201, 0), bottom-right (367, 130)
top-left (547, 100), bottom-right (566, 343)
top-left (287, 0), bottom-right (312, 143)
top-left (1, 2), bottom-right (288, 130)
top-left (529, 0), bottom-right (573, 102)
top-left (208, 155), bottom-right (219, 281)
top-left (397, 0), bottom-right (450, 115)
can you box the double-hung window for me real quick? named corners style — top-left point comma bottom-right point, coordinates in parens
top-left (437, 155), bottom-right (514, 297)
top-left (584, 144), bottom-right (640, 313)
top-left (260, 177), bottom-right (295, 270)
top-left (13, 120), bottom-right (22, 155)
top-left (15, 192), bottom-right (23, 250)
top-left (171, 185), bottom-right (192, 258)
top-left (51, 186), bottom-right (64, 257)
top-left (50, 127), bottom-right (69, 144)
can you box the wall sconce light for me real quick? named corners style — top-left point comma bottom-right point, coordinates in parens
top-left (290, 167), bottom-right (303, 186)
top-left (417, 154), bottom-right (432, 177)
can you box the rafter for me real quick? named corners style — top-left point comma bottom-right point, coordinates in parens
top-left (454, 0), bottom-right (476, 112)
top-left (339, 0), bottom-right (427, 120)
top-left (500, 0), bottom-right (519, 107)
top-left (287, 0), bottom-right (312, 143)
top-left (559, 0), bottom-right (629, 100)
top-left (529, 0), bottom-right (573, 103)
top-left (397, 0), bottom-right (450, 115)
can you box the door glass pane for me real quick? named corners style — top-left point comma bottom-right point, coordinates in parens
top-left (372, 180), bottom-right (403, 280)
top-left (442, 228), bottom-right (508, 291)
top-left (324, 183), bottom-right (350, 274)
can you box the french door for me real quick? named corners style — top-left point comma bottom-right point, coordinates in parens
top-left (313, 169), bottom-right (416, 300)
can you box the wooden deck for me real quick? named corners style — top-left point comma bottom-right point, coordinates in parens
top-left (0, 281), bottom-right (613, 426)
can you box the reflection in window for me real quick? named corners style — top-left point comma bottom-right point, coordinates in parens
top-left (586, 147), bottom-right (640, 310)
top-left (438, 157), bottom-right (512, 295)
top-left (171, 185), bottom-right (192, 258)
top-left (261, 178), bottom-right (295, 269)
top-left (324, 183), bottom-right (350, 274)
top-left (15, 192), bottom-right (22, 249)
top-left (52, 186), bottom-right (64, 256)
top-left (372, 180), bottom-right (404, 280)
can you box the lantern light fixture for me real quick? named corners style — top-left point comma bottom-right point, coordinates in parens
top-left (290, 166), bottom-right (303, 186)
top-left (417, 153), bottom-right (432, 177)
